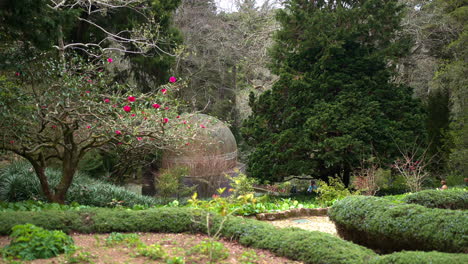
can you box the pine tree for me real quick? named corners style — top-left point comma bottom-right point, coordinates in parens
top-left (242, 0), bottom-right (427, 185)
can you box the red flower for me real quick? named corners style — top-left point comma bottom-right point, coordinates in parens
top-left (15, 72), bottom-right (20, 76)
top-left (51, 125), bottom-right (57, 129)
top-left (200, 124), bottom-right (206, 128)
top-left (164, 107), bottom-right (169, 110)
top-left (9, 140), bottom-right (15, 144)
top-left (128, 96), bottom-right (136, 102)
top-left (176, 115), bottom-right (180, 119)
top-left (163, 118), bottom-right (169, 123)
top-left (161, 89), bottom-right (167, 94)
top-left (87, 125), bottom-right (91, 129)
top-left (85, 91), bottom-right (90, 94)
top-left (115, 130), bottom-right (122, 135)
top-left (123, 105), bottom-right (131, 112)
top-left (117, 142), bottom-right (122, 145)
top-left (137, 137), bottom-right (143, 141)
top-left (152, 103), bottom-right (160, 109)
top-left (169, 76), bottom-right (177, 83)
top-left (104, 98), bottom-right (110, 103)
top-left (131, 114), bottom-right (136, 117)
top-left (212, 194), bottom-right (219, 199)
top-left (107, 58), bottom-right (113, 63)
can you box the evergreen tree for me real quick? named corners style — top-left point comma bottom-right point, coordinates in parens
top-left (242, 0), bottom-right (426, 184)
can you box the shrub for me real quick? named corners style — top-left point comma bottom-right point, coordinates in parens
top-left (0, 208), bottom-right (467, 263)
top-left (316, 177), bottom-right (353, 206)
top-left (329, 196), bottom-right (468, 253)
top-left (188, 239), bottom-right (229, 263)
top-left (1, 224), bottom-right (75, 260)
top-left (403, 189), bottom-right (468, 210)
top-left (135, 244), bottom-right (167, 260)
top-left (370, 251), bottom-right (468, 264)
top-left (105, 232), bottom-right (142, 247)
top-left (0, 162), bottom-right (161, 207)
top-left (155, 166), bottom-right (195, 200)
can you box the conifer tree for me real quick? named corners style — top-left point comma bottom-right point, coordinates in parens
top-left (242, 0), bottom-right (426, 185)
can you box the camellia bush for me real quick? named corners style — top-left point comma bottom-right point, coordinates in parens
top-left (0, 56), bottom-right (201, 203)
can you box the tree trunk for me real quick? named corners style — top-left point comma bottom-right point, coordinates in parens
top-left (142, 163), bottom-right (157, 196)
top-left (53, 156), bottom-right (78, 204)
top-left (343, 163), bottom-right (351, 188)
top-left (29, 160), bottom-right (54, 202)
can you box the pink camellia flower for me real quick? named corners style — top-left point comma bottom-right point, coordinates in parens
top-left (104, 98), bottom-right (110, 103)
top-left (128, 96), bottom-right (136, 102)
top-left (183, 120), bottom-right (187, 124)
top-left (137, 137), bottom-right (143, 141)
top-left (131, 114), bottom-right (136, 117)
top-left (15, 72), bottom-right (20, 76)
top-left (87, 125), bottom-right (91, 129)
top-left (200, 124), bottom-right (206, 128)
top-left (161, 88), bottom-right (167, 94)
top-left (107, 58), bottom-right (113, 63)
top-left (169, 76), bottom-right (177, 83)
top-left (163, 118), bottom-right (169, 123)
top-left (115, 130), bottom-right (122, 135)
top-left (123, 105), bottom-right (131, 112)
top-left (152, 103), bottom-right (160, 109)
top-left (176, 115), bottom-right (180, 119)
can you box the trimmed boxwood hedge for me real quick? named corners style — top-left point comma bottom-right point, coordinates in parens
top-left (1, 207), bottom-right (468, 263)
top-left (328, 196), bottom-right (468, 253)
top-left (403, 189), bottom-right (468, 210)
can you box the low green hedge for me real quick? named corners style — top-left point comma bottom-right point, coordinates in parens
top-left (369, 251), bottom-right (468, 264)
top-left (403, 189), bottom-right (468, 210)
top-left (1, 207), bottom-right (468, 263)
top-left (329, 196), bottom-right (468, 253)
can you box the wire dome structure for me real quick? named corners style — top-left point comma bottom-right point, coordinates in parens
top-left (161, 114), bottom-right (238, 196)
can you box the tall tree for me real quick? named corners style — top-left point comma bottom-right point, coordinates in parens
top-left (242, 0), bottom-right (426, 184)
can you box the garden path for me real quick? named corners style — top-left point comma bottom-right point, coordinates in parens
top-left (266, 216), bottom-right (338, 236)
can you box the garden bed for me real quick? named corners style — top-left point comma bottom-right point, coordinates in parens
top-left (0, 232), bottom-right (302, 264)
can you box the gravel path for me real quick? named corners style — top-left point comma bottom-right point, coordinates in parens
top-left (267, 216), bottom-right (338, 236)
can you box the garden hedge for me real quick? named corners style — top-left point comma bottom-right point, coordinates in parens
top-left (402, 189), bottom-right (468, 210)
top-left (328, 196), bottom-right (468, 253)
top-left (1, 207), bottom-right (468, 263)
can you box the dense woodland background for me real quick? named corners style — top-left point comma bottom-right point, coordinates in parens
top-left (0, 0), bottom-right (466, 201)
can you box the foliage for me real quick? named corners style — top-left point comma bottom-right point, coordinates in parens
top-left (64, 251), bottom-right (96, 264)
top-left (0, 200), bottom-right (89, 212)
top-left (240, 249), bottom-right (260, 264)
top-left (242, 0), bottom-right (426, 184)
top-left (329, 196), bottom-right (468, 253)
top-left (188, 239), bottom-right (229, 263)
top-left (403, 188), bottom-right (468, 210)
top-left (105, 232), bottom-right (142, 247)
top-left (188, 191), bottom-right (319, 216)
top-left (0, 162), bottom-right (162, 207)
top-left (135, 244), bottom-right (167, 260)
top-left (227, 170), bottom-right (258, 197)
top-left (316, 177), bottom-right (353, 207)
top-left (1, 224), bottom-right (75, 260)
top-left (156, 166), bottom-right (194, 200)
top-left (369, 251), bottom-right (468, 264)
top-left (1, 207), bottom-right (467, 263)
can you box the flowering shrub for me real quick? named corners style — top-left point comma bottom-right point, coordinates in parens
top-left (0, 56), bottom-right (201, 203)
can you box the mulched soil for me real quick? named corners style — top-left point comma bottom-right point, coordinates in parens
top-left (0, 232), bottom-right (303, 264)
